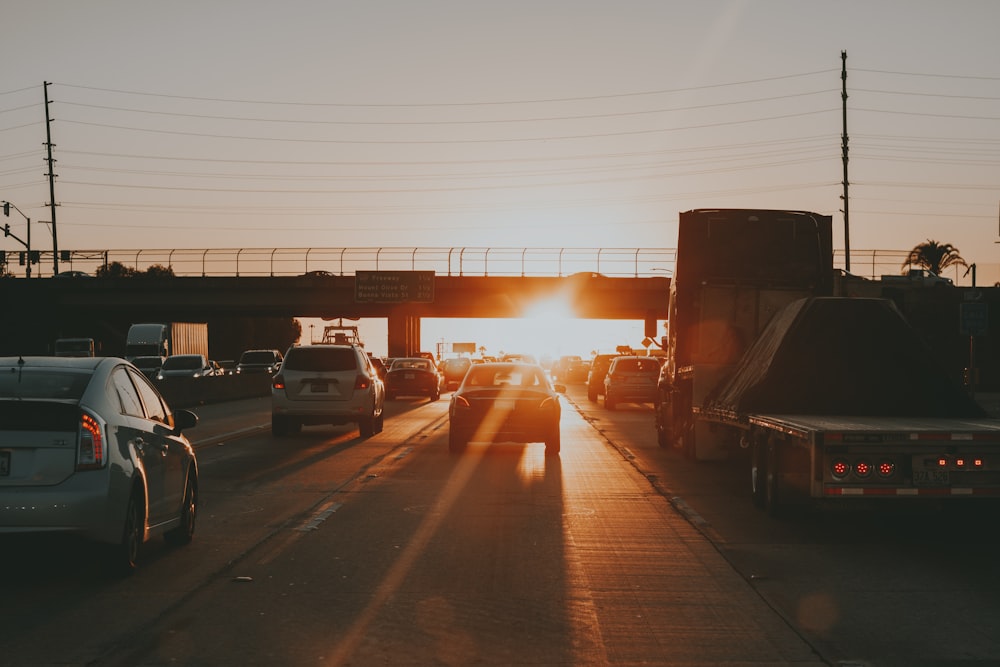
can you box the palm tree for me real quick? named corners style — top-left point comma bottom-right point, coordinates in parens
top-left (901, 240), bottom-right (968, 277)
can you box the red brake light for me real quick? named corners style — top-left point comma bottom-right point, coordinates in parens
top-left (354, 374), bottom-right (370, 390)
top-left (454, 395), bottom-right (470, 408)
top-left (272, 375), bottom-right (285, 390)
top-left (77, 411), bottom-right (105, 470)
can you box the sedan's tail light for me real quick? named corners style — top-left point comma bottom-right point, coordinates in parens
top-left (77, 410), bottom-right (106, 471)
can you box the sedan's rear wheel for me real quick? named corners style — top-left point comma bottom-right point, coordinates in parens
top-left (448, 428), bottom-right (467, 454)
top-left (165, 472), bottom-right (197, 547)
top-left (544, 428), bottom-right (561, 456)
top-left (110, 492), bottom-right (143, 576)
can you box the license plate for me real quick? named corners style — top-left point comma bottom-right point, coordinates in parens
top-left (311, 382), bottom-right (328, 393)
top-left (914, 470), bottom-right (949, 486)
top-left (0, 450), bottom-right (10, 476)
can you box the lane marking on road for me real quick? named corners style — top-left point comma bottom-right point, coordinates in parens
top-left (297, 501), bottom-right (344, 532)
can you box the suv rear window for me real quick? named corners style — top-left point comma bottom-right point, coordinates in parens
top-left (283, 347), bottom-right (358, 372)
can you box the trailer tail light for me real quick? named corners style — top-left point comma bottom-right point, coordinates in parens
top-left (77, 411), bottom-right (106, 471)
top-left (829, 457), bottom-right (897, 481)
top-left (877, 461), bottom-right (896, 477)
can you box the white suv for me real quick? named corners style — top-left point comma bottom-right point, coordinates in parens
top-left (271, 344), bottom-right (385, 437)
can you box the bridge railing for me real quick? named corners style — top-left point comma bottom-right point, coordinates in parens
top-left (34, 247), bottom-right (680, 278)
top-left (2, 246), bottom-right (976, 283)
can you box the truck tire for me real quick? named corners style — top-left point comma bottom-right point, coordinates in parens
top-left (750, 438), bottom-right (767, 509)
top-left (763, 437), bottom-right (783, 517)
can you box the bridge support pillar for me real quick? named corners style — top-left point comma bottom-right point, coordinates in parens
top-left (387, 312), bottom-right (421, 357)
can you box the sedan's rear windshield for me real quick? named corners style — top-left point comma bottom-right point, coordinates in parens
top-left (241, 351), bottom-right (277, 364)
top-left (162, 356), bottom-right (203, 370)
top-left (0, 369), bottom-right (91, 399)
top-left (284, 347), bottom-right (358, 372)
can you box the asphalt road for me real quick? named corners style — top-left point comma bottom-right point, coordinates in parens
top-left (2, 387), bottom-right (999, 666)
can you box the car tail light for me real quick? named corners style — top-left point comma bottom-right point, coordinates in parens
top-left (272, 375), bottom-right (285, 390)
top-left (539, 397), bottom-right (558, 409)
top-left (77, 411), bottom-right (106, 470)
top-left (453, 395), bottom-right (470, 409)
top-left (354, 374), bottom-right (371, 390)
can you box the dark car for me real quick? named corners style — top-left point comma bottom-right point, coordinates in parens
top-left (448, 362), bottom-right (564, 456)
top-left (236, 349), bottom-right (283, 375)
top-left (132, 355), bottom-right (165, 380)
top-left (587, 354), bottom-right (619, 402)
top-left (385, 357), bottom-right (444, 401)
top-left (603, 356), bottom-right (660, 409)
top-left (156, 354), bottom-right (218, 380)
top-left (439, 357), bottom-right (473, 391)
top-left (0, 356), bottom-right (199, 573)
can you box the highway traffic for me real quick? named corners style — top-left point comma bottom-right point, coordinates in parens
top-left (2, 385), bottom-right (999, 666)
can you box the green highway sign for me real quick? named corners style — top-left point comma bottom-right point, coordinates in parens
top-left (355, 270), bottom-right (435, 303)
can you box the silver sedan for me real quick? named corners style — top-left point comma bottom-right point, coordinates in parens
top-left (0, 356), bottom-right (199, 574)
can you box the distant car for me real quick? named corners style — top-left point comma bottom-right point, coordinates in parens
top-left (131, 355), bottom-right (165, 380)
top-left (271, 343), bottom-right (385, 437)
top-left (603, 356), bottom-right (660, 409)
top-left (0, 356), bottom-right (199, 573)
top-left (587, 354), bottom-right (619, 402)
top-left (53, 271), bottom-right (93, 279)
top-left (551, 355), bottom-right (582, 382)
top-left (385, 357), bottom-right (444, 401)
top-left (236, 349), bottom-right (283, 375)
top-left (438, 357), bottom-right (473, 391)
top-left (448, 362), bottom-right (564, 456)
top-left (156, 354), bottom-right (217, 380)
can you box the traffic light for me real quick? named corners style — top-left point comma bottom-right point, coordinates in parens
top-left (3, 223), bottom-right (8, 237)
top-left (3, 202), bottom-right (9, 217)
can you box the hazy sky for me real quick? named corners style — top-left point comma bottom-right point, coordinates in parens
top-left (4, 1), bottom-right (1000, 355)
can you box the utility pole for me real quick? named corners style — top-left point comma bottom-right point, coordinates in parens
top-left (44, 81), bottom-right (59, 275)
top-left (841, 51), bottom-right (851, 272)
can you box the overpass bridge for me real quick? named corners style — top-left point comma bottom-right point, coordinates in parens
top-left (1, 247), bottom-right (673, 357)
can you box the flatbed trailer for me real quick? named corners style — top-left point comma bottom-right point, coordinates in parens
top-left (696, 407), bottom-right (1000, 513)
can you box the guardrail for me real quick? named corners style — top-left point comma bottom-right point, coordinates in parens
top-left (0, 246), bottom-right (971, 282)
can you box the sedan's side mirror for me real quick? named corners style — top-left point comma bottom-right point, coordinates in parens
top-left (173, 409), bottom-right (199, 433)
